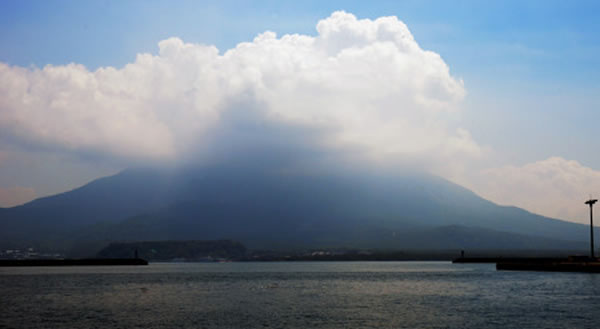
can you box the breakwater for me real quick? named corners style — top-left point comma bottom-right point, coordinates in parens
top-left (0, 258), bottom-right (148, 266)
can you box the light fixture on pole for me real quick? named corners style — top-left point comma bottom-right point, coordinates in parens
top-left (585, 198), bottom-right (598, 259)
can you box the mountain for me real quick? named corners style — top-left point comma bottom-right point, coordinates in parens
top-left (0, 164), bottom-right (594, 254)
top-left (0, 168), bottom-right (181, 244)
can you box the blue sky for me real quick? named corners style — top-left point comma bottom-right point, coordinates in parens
top-left (1, 0), bottom-right (600, 222)
top-left (2, 1), bottom-right (599, 82)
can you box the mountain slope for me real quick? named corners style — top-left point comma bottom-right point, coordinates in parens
top-left (0, 165), bottom-right (594, 252)
top-left (0, 168), bottom-right (180, 243)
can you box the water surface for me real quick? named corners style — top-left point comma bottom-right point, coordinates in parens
top-left (1, 261), bottom-right (599, 328)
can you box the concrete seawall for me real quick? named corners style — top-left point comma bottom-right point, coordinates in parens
top-left (0, 258), bottom-right (148, 266)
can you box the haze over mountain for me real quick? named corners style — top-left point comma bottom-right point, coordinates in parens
top-left (0, 11), bottom-right (598, 256)
top-left (0, 163), bottom-right (592, 256)
top-left (2, 9), bottom-right (600, 228)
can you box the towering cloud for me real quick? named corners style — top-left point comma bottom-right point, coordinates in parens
top-left (1, 11), bottom-right (597, 223)
top-left (0, 11), bottom-right (475, 170)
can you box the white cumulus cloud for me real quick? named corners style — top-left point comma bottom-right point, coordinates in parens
top-left (464, 157), bottom-right (600, 223)
top-left (0, 11), bottom-right (477, 171)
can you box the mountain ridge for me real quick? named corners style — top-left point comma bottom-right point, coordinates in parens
top-left (0, 165), bottom-right (594, 255)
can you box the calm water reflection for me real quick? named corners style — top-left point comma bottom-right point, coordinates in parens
top-left (1, 262), bottom-right (599, 328)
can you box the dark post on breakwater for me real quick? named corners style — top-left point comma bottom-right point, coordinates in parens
top-left (586, 198), bottom-right (597, 259)
top-left (458, 200), bottom-right (600, 273)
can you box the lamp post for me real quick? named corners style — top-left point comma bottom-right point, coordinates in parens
top-left (585, 198), bottom-right (598, 259)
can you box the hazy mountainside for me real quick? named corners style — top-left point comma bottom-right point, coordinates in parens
top-left (0, 164), bottom-right (594, 253)
top-left (0, 169), bottom-right (182, 244)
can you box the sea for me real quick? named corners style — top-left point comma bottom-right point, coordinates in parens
top-left (1, 261), bottom-right (599, 329)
